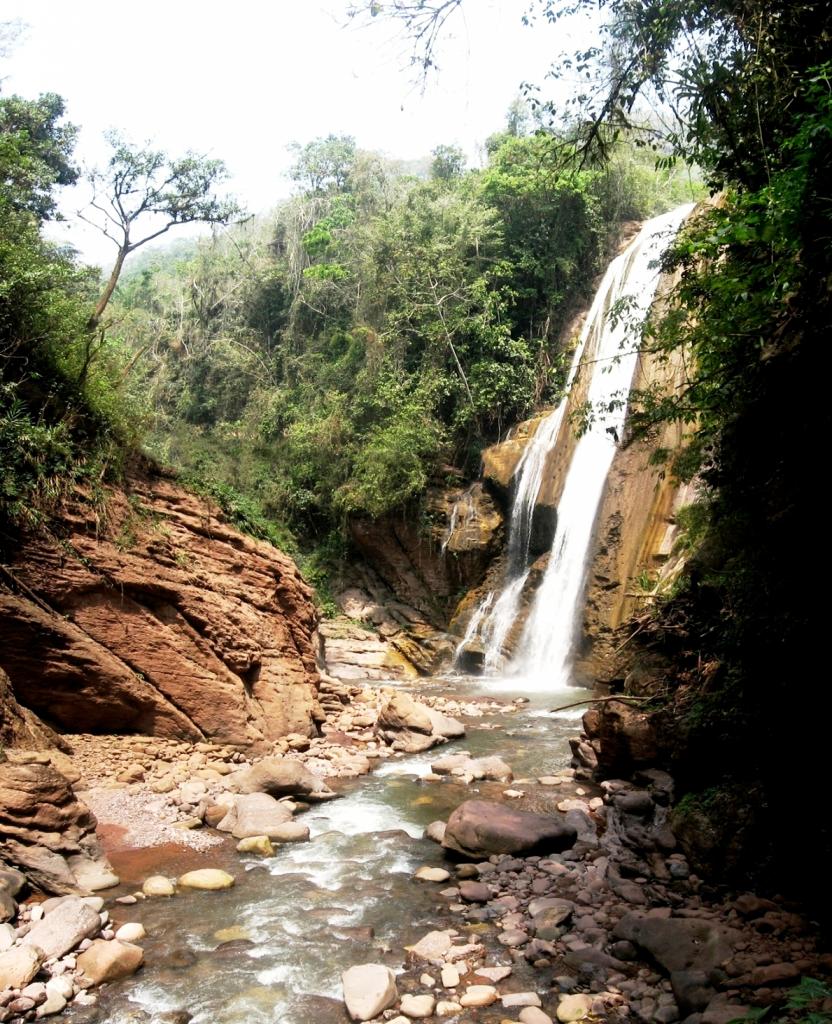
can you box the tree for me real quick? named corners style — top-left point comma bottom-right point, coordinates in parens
top-left (288, 134), bottom-right (357, 195)
top-left (82, 132), bottom-right (243, 329)
top-left (0, 91), bottom-right (77, 219)
top-left (430, 143), bottom-right (465, 181)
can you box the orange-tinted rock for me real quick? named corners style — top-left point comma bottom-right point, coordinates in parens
top-left (0, 466), bottom-right (321, 747)
top-left (0, 763), bottom-right (118, 894)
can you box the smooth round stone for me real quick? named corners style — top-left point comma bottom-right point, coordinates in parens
top-left (460, 985), bottom-right (498, 1008)
top-left (142, 875), bottom-right (175, 897)
top-left (459, 881), bottom-right (491, 902)
top-left (400, 993), bottom-right (436, 1018)
top-left (557, 994), bottom-right (594, 1022)
top-left (115, 922), bottom-right (146, 942)
top-left (236, 836), bottom-right (275, 856)
top-left (178, 869), bottom-right (235, 891)
top-left (415, 866), bottom-right (451, 883)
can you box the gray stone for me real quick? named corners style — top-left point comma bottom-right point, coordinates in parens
top-left (24, 897), bottom-right (101, 959)
top-left (442, 800), bottom-right (577, 858)
top-left (613, 914), bottom-right (739, 974)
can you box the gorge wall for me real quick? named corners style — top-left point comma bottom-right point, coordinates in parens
top-left (0, 465), bottom-right (322, 749)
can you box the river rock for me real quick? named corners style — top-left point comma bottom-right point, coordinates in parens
top-left (520, 1009), bottom-right (554, 1024)
top-left (76, 939), bottom-right (144, 984)
top-left (425, 707), bottom-right (465, 738)
top-left (0, 943), bottom-right (44, 989)
top-left (400, 993), bottom-right (436, 1018)
top-left (442, 800), bottom-right (577, 858)
top-left (415, 866), bottom-right (450, 882)
top-left (503, 992), bottom-right (542, 1008)
top-left (143, 875), bottom-right (175, 897)
top-left (459, 880), bottom-right (491, 902)
top-left (236, 835), bottom-right (275, 856)
top-left (406, 930), bottom-right (453, 963)
top-left (341, 963), bottom-right (398, 1021)
top-left (613, 914), bottom-right (739, 973)
top-left (436, 1000), bottom-right (463, 1017)
top-left (178, 869), bottom-right (235, 891)
top-left (426, 821), bottom-right (446, 844)
top-left (557, 994), bottom-right (594, 1022)
top-left (217, 792), bottom-right (294, 839)
top-left (231, 758), bottom-right (334, 801)
top-left (378, 692), bottom-right (433, 734)
top-left (459, 984), bottom-right (498, 1007)
top-left (115, 922), bottom-right (146, 942)
top-left (23, 897), bottom-right (101, 959)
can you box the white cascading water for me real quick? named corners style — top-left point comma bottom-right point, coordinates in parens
top-left (511, 204), bottom-right (694, 689)
top-left (455, 206), bottom-right (692, 679)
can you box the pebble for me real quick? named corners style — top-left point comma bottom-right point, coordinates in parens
top-left (436, 1000), bottom-right (463, 1017)
top-left (115, 923), bottom-right (146, 942)
top-left (557, 994), bottom-right (594, 1022)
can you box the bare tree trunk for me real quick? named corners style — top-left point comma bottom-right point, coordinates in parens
top-left (88, 245), bottom-right (128, 330)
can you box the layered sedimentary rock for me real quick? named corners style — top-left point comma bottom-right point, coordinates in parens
top-left (348, 483), bottom-right (503, 625)
top-left (0, 761), bottom-right (118, 894)
top-left (0, 466), bottom-right (321, 747)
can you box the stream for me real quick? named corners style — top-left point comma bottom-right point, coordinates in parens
top-left (85, 676), bottom-right (594, 1024)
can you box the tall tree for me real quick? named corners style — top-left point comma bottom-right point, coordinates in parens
top-left (81, 132), bottom-right (243, 329)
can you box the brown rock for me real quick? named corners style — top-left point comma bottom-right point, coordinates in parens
top-left (232, 758), bottom-right (333, 800)
top-left (378, 692), bottom-right (434, 735)
top-left (442, 800), bottom-right (577, 858)
top-left (0, 944), bottom-right (44, 989)
top-left (0, 763), bottom-right (117, 894)
top-left (0, 468), bottom-right (321, 747)
top-left (77, 939), bottom-right (144, 984)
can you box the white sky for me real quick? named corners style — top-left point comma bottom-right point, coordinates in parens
top-left (0, 0), bottom-right (589, 268)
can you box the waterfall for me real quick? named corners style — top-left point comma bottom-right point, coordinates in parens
top-left (454, 205), bottom-right (692, 683)
top-left (513, 204), bottom-right (694, 689)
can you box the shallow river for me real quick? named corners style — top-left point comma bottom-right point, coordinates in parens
top-left (85, 676), bottom-right (594, 1024)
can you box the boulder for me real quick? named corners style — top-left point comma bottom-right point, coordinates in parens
top-left (231, 758), bottom-right (334, 801)
top-left (0, 944), bottom-right (44, 990)
top-left (76, 939), bottom-right (144, 984)
top-left (0, 763), bottom-right (118, 895)
top-left (442, 800), bottom-right (577, 858)
top-left (613, 914), bottom-right (740, 973)
top-left (217, 793), bottom-right (294, 839)
top-left (178, 869), bottom-right (235, 891)
top-left (23, 896), bottom-right (101, 959)
top-left (341, 963), bottom-right (398, 1021)
top-left (424, 707), bottom-right (465, 739)
top-left (378, 692), bottom-right (433, 734)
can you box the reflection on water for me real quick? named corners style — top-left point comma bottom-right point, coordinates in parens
top-left (89, 676), bottom-right (594, 1024)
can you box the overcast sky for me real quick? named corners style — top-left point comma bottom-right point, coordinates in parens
top-left (1, 0), bottom-right (587, 267)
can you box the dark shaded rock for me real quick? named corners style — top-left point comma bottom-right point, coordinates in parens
top-left (458, 881), bottom-right (491, 903)
top-left (442, 800), bottom-right (577, 859)
top-left (671, 970), bottom-right (717, 1014)
top-left (613, 914), bottom-right (740, 974)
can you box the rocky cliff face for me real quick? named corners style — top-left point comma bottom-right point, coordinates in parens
top-left (0, 466), bottom-right (321, 748)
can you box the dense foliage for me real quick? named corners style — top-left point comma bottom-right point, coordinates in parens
top-left (0, 90), bottom-right (138, 530)
top-left (116, 130), bottom-right (694, 537)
